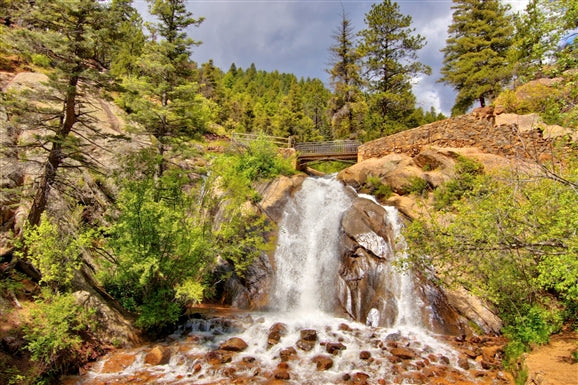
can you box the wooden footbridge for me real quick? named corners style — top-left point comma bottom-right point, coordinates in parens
top-left (231, 133), bottom-right (360, 170)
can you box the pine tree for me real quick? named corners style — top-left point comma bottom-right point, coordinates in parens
top-left (357, 0), bottom-right (430, 130)
top-left (5, 0), bottom-right (131, 229)
top-left (440, 0), bottom-right (514, 115)
top-left (327, 9), bottom-right (365, 139)
top-left (119, 0), bottom-right (206, 177)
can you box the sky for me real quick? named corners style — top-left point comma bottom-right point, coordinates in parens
top-left (135, 0), bottom-right (530, 116)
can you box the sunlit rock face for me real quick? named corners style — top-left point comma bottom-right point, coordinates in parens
top-left (337, 195), bottom-right (467, 335)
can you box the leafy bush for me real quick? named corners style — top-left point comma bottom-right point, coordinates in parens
top-left (17, 213), bottom-right (93, 289)
top-left (24, 290), bottom-right (94, 366)
top-left (434, 156), bottom-right (484, 209)
top-left (404, 159), bottom-right (578, 361)
top-left (364, 175), bottom-right (393, 200)
top-left (402, 176), bottom-right (429, 196)
top-left (101, 160), bottom-right (212, 331)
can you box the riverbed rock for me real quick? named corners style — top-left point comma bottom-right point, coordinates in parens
top-left (325, 341), bottom-right (346, 355)
top-left (267, 322), bottom-right (288, 348)
top-left (205, 350), bottom-right (234, 365)
top-left (100, 352), bottom-right (136, 373)
top-left (350, 372), bottom-right (370, 385)
top-left (300, 329), bottom-right (318, 341)
top-left (390, 347), bottom-right (417, 360)
top-left (144, 345), bottom-right (171, 366)
top-left (359, 350), bottom-right (371, 360)
top-left (311, 354), bottom-right (333, 371)
top-left (279, 346), bottom-right (297, 362)
top-left (219, 337), bottom-right (248, 352)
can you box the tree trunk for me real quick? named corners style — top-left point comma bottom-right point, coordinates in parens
top-left (26, 74), bottom-right (79, 228)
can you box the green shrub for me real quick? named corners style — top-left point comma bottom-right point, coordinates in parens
top-left (31, 54), bottom-right (51, 68)
top-left (434, 156), bottom-right (484, 209)
top-left (17, 213), bottom-right (93, 290)
top-left (24, 290), bottom-right (94, 366)
top-left (364, 175), bottom-right (393, 200)
top-left (503, 304), bottom-right (563, 365)
top-left (101, 166), bottom-right (212, 331)
top-left (402, 176), bottom-right (429, 196)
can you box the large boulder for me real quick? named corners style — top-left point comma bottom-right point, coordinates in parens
top-left (256, 174), bottom-right (307, 223)
top-left (72, 290), bottom-right (140, 347)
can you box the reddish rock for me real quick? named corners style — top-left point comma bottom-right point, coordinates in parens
top-left (273, 369), bottom-right (290, 380)
top-left (351, 372), bottom-right (370, 385)
top-left (339, 323), bottom-right (352, 331)
top-left (144, 345), bottom-right (171, 366)
top-left (422, 365), bottom-right (446, 377)
top-left (458, 356), bottom-right (470, 370)
top-left (100, 352), bottom-right (136, 373)
top-left (220, 337), bottom-right (248, 352)
top-left (296, 339), bottom-right (316, 351)
top-left (205, 350), bottom-right (233, 365)
top-left (481, 345), bottom-right (502, 362)
top-left (279, 346), bottom-right (298, 361)
top-left (268, 323), bottom-right (288, 348)
top-left (277, 362), bottom-right (290, 370)
top-left (325, 342), bottom-right (347, 355)
top-left (359, 350), bottom-right (371, 360)
top-left (300, 329), bottom-right (318, 341)
top-left (311, 354), bottom-right (334, 371)
top-left (390, 347), bottom-right (417, 360)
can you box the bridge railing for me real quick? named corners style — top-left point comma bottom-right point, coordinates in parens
top-left (231, 132), bottom-right (292, 148)
top-left (294, 140), bottom-right (360, 155)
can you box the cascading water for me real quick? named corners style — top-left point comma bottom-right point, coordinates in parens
top-left (271, 177), bottom-right (353, 314)
top-left (65, 176), bottom-right (494, 385)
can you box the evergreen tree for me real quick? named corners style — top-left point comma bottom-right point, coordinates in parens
top-left (108, 0), bottom-right (146, 77)
top-left (327, 9), bottom-right (365, 139)
top-left (440, 0), bottom-right (514, 115)
top-left (119, 0), bottom-right (207, 177)
top-left (357, 0), bottom-right (430, 131)
top-left (4, 0), bottom-right (130, 229)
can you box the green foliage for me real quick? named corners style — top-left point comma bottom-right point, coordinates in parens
top-left (358, 0), bottom-right (431, 126)
top-left (364, 175), bottom-right (393, 201)
top-left (30, 54), bottom-right (51, 68)
top-left (101, 154), bottom-right (212, 330)
top-left (17, 213), bottom-right (93, 289)
top-left (215, 138), bottom-right (294, 201)
top-left (440, 0), bottom-right (514, 113)
top-left (308, 161), bottom-right (351, 174)
top-left (404, 159), bottom-right (578, 360)
top-left (433, 156), bottom-right (484, 209)
top-left (401, 176), bottom-right (429, 196)
top-left (24, 289), bottom-right (94, 365)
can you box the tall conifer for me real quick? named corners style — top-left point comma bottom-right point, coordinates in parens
top-left (120, 0), bottom-right (206, 177)
top-left (440, 0), bottom-right (514, 115)
top-left (327, 9), bottom-right (365, 139)
top-left (357, 0), bottom-right (430, 134)
top-left (5, 0), bottom-right (132, 229)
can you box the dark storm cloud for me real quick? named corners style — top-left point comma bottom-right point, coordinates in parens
top-left (136, 1), bottom-right (529, 116)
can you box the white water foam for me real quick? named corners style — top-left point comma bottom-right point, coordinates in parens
top-left (271, 177), bottom-right (353, 315)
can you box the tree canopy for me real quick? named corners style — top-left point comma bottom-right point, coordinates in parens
top-left (440, 0), bottom-right (514, 115)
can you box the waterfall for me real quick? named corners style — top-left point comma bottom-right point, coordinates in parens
top-left (270, 177), bottom-right (353, 314)
top-left (383, 205), bottom-right (424, 328)
top-left (271, 177), bottom-right (424, 330)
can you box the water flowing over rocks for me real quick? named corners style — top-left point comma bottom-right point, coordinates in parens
top-left (62, 313), bottom-right (514, 385)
